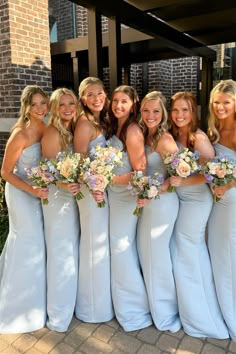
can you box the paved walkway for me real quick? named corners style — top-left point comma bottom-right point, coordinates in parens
top-left (0, 317), bottom-right (236, 354)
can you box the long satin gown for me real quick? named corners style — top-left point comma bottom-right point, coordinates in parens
top-left (0, 143), bottom-right (46, 333)
top-left (208, 143), bottom-right (236, 341)
top-left (137, 146), bottom-right (181, 332)
top-left (75, 135), bottom-right (114, 323)
top-left (107, 135), bottom-right (152, 331)
top-left (42, 179), bottom-right (80, 332)
top-left (171, 143), bottom-right (229, 339)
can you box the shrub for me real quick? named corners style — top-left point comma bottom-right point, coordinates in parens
top-left (0, 162), bottom-right (9, 253)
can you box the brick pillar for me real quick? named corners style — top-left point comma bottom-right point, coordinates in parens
top-left (0, 0), bottom-right (52, 124)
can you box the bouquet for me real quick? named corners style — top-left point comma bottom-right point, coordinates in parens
top-left (163, 148), bottom-right (200, 192)
top-left (79, 145), bottom-right (123, 207)
top-left (128, 170), bottom-right (164, 216)
top-left (53, 151), bottom-right (84, 200)
top-left (25, 158), bottom-right (57, 205)
top-left (201, 154), bottom-right (236, 202)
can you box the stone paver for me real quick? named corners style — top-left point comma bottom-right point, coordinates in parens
top-left (176, 336), bottom-right (203, 354)
top-left (0, 317), bottom-right (234, 353)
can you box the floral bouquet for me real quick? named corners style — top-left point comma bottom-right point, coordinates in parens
top-left (201, 154), bottom-right (236, 202)
top-left (25, 158), bottom-right (57, 205)
top-left (79, 145), bottom-right (123, 207)
top-left (163, 148), bottom-right (200, 192)
top-left (128, 170), bottom-right (164, 216)
top-left (53, 151), bottom-right (84, 200)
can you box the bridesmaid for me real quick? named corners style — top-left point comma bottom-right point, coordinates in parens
top-left (0, 85), bottom-right (49, 333)
top-left (169, 91), bottom-right (229, 339)
top-left (41, 87), bottom-right (80, 332)
top-left (137, 91), bottom-right (181, 332)
top-left (207, 79), bottom-right (236, 341)
top-left (73, 77), bottom-right (114, 323)
top-left (107, 85), bottom-right (152, 331)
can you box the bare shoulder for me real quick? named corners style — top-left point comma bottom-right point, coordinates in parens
top-left (42, 125), bottom-right (59, 139)
top-left (127, 122), bottom-right (143, 136)
top-left (194, 129), bottom-right (214, 158)
top-left (42, 125), bottom-right (60, 146)
top-left (7, 129), bottom-right (28, 150)
top-left (195, 129), bottom-right (210, 142)
top-left (160, 132), bottom-right (176, 144)
top-left (75, 115), bottom-right (94, 135)
top-left (158, 132), bottom-right (178, 155)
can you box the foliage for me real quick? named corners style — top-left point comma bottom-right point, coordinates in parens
top-left (0, 161), bottom-right (9, 253)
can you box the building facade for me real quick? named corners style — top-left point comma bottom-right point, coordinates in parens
top-left (0, 0), bottom-right (235, 156)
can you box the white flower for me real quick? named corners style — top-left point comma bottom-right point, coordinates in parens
top-left (176, 160), bottom-right (191, 177)
top-left (147, 186), bottom-right (158, 198)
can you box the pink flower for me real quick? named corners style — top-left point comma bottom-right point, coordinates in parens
top-left (59, 158), bottom-right (73, 179)
top-left (176, 160), bottom-right (191, 177)
top-left (215, 165), bottom-right (227, 178)
top-left (86, 174), bottom-right (109, 192)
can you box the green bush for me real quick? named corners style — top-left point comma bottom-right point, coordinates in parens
top-left (0, 164), bottom-right (9, 253)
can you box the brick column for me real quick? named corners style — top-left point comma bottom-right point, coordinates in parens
top-left (0, 0), bottom-right (52, 124)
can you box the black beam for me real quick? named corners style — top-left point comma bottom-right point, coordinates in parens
top-left (200, 58), bottom-right (213, 132)
top-left (69, 0), bottom-right (215, 59)
top-left (87, 8), bottom-right (103, 78)
top-left (188, 26), bottom-right (236, 46)
top-left (108, 17), bottom-right (122, 92)
top-left (150, 1), bottom-right (236, 21)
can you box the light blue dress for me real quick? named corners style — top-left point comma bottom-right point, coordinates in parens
top-left (107, 135), bottom-right (152, 331)
top-left (75, 135), bottom-right (114, 323)
top-left (208, 143), bottom-right (236, 341)
top-left (171, 143), bottom-right (229, 339)
top-left (42, 178), bottom-right (80, 332)
top-left (0, 143), bottom-right (46, 333)
top-left (137, 146), bottom-right (181, 332)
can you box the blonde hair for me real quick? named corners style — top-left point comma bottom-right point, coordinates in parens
top-left (169, 91), bottom-right (198, 151)
top-left (77, 76), bottom-right (110, 133)
top-left (12, 85), bottom-right (49, 132)
top-left (208, 79), bottom-right (236, 143)
top-left (140, 91), bottom-right (168, 151)
top-left (49, 87), bottom-right (78, 150)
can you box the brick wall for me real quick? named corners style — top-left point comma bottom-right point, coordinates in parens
top-left (171, 57), bottom-right (198, 96)
top-left (49, 0), bottom-right (75, 41)
top-left (76, 5), bottom-right (88, 36)
top-left (0, 0), bottom-right (52, 121)
top-left (0, 134), bottom-right (9, 159)
top-left (148, 60), bottom-right (172, 104)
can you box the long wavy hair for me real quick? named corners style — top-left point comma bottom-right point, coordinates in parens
top-left (169, 91), bottom-right (198, 151)
top-left (140, 91), bottom-right (168, 151)
top-left (107, 85), bottom-right (140, 151)
top-left (75, 76), bottom-right (110, 136)
top-left (49, 88), bottom-right (78, 151)
top-left (12, 85), bottom-right (49, 132)
top-left (208, 79), bottom-right (236, 143)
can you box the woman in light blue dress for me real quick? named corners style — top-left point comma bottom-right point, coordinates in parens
top-left (0, 85), bottom-right (49, 333)
top-left (41, 88), bottom-right (80, 332)
top-left (73, 77), bottom-right (114, 323)
top-left (169, 91), bottom-right (228, 339)
top-left (207, 80), bottom-right (236, 341)
top-left (107, 85), bottom-right (152, 331)
top-left (137, 91), bottom-right (181, 332)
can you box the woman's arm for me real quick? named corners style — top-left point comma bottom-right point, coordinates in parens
top-left (1, 132), bottom-right (48, 198)
top-left (41, 126), bottom-right (62, 158)
top-left (73, 117), bottom-right (94, 155)
top-left (112, 123), bottom-right (146, 185)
